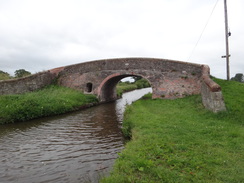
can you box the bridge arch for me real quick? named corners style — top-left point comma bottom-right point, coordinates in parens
top-left (97, 73), bottom-right (152, 102)
top-left (55, 58), bottom-right (207, 101)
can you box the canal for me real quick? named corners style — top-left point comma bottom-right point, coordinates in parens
top-left (0, 88), bottom-right (152, 183)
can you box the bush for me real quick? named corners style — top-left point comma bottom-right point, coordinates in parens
top-left (116, 78), bottom-right (151, 97)
top-left (0, 70), bottom-right (11, 80)
top-left (135, 78), bottom-right (150, 89)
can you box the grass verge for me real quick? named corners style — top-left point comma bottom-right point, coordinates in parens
top-left (0, 85), bottom-right (98, 124)
top-left (117, 78), bottom-right (151, 97)
top-left (101, 79), bottom-right (244, 183)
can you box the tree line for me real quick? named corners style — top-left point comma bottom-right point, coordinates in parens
top-left (0, 69), bottom-right (31, 80)
top-left (231, 73), bottom-right (244, 83)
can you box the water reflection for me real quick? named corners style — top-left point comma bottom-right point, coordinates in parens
top-left (116, 88), bottom-right (152, 122)
top-left (0, 88), bottom-right (151, 183)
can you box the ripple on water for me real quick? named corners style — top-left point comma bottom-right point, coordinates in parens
top-left (0, 88), bottom-right (152, 183)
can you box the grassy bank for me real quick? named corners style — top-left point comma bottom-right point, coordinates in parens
top-left (116, 78), bottom-right (151, 97)
top-left (0, 85), bottom-right (98, 124)
top-left (101, 79), bottom-right (244, 183)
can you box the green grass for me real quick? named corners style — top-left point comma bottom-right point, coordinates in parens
top-left (0, 85), bottom-right (98, 124)
top-left (116, 79), bottom-right (151, 97)
top-left (116, 83), bottom-right (138, 97)
top-left (101, 79), bottom-right (244, 183)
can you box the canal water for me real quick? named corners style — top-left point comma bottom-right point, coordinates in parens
top-left (0, 88), bottom-right (152, 183)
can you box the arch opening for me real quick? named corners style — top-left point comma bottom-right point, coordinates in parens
top-left (99, 74), bottom-right (152, 103)
top-left (86, 82), bottom-right (93, 93)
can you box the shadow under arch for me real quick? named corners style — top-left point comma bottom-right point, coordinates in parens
top-left (98, 73), bottom-right (152, 103)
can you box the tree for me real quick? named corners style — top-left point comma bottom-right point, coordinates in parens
top-left (135, 78), bottom-right (151, 89)
top-left (132, 76), bottom-right (142, 82)
top-left (231, 73), bottom-right (244, 83)
top-left (0, 70), bottom-right (11, 80)
top-left (14, 69), bottom-right (31, 78)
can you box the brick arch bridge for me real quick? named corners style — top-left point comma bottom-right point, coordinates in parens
top-left (0, 58), bottom-right (226, 112)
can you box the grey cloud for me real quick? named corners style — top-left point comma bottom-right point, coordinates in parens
top-left (0, 0), bottom-right (243, 79)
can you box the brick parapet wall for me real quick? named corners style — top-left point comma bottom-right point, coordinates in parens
top-left (201, 65), bottom-right (226, 112)
top-left (58, 58), bottom-right (203, 77)
top-left (0, 71), bottom-right (56, 95)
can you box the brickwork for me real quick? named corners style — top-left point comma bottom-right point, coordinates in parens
top-left (201, 65), bottom-right (226, 112)
top-left (0, 71), bottom-right (56, 95)
top-left (57, 58), bottom-right (203, 101)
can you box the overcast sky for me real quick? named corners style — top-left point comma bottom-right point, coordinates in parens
top-left (0, 0), bottom-right (243, 79)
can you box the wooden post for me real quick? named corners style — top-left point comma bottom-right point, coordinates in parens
top-left (224, 0), bottom-right (230, 80)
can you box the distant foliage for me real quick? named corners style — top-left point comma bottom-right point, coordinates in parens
top-left (0, 70), bottom-right (11, 80)
top-left (116, 78), bottom-right (151, 97)
top-left (132, 76), bottom-right (142, 82)
top-left (135, 78), bottom-right (150, 89)
top-left (231, 73), bottom-right (244, 83)
top-left (15, 69), bottom-right (31, 78)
